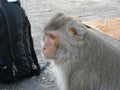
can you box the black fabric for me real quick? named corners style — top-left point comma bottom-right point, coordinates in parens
top-left (0, 0), bottom-right (40, 83)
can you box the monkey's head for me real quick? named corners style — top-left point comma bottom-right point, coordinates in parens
top-left (42, 13), bottom-right (87, 61)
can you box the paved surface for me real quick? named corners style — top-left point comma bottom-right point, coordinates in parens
top-left (0, 0), bottom-right (120, 90)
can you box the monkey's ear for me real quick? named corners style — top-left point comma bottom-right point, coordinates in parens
top-left (69, 27), bottom-right (81, 41)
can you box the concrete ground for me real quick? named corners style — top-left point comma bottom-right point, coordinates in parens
top-left (0, 0), bottom-right (120, 90)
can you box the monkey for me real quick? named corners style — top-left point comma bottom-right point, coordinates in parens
top-left (42, 13), bottom-right (120, 90)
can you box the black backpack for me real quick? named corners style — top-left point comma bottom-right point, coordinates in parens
top-left (0, 0), bottom-right (41, 83)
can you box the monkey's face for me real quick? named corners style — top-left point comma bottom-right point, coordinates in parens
top-left (42, 27), bottom-right (82, 60)
top-left (42, 31), bottom-right (60, 59)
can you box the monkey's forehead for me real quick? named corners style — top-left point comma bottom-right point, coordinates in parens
top-left (43, 29), bottom-right (58, 34)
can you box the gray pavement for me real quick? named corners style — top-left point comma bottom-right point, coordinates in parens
top-left (0, 0), bottom-right (120, 90)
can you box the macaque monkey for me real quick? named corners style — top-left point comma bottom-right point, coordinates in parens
top-left (42, 13), bottom-right (120, 90)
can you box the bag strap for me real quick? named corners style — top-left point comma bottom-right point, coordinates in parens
top-left (0, 0), bottom-right (17, 76)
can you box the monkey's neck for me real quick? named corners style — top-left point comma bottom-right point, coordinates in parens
top-left (54, 58), bottom-right (79, 88)
top-left (53, 65), bottom-right (68, 90)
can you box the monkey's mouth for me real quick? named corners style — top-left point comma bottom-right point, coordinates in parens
top-left (42, 50), bottom-right (56, 59)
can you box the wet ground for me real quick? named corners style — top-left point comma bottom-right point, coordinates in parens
top-left (0, 0), bottom-right (120, 90)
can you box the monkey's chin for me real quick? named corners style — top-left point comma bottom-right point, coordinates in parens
top-left (43, 54), bottom-right (55, 60)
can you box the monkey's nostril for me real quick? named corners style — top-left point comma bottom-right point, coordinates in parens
top-left (43, 47), bottom-right (46, 51)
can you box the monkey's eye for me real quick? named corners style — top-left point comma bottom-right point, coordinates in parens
top-left (73, 32), bottom-right (77, 35)
top-left (49, 33), bottom-right (56, 40)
